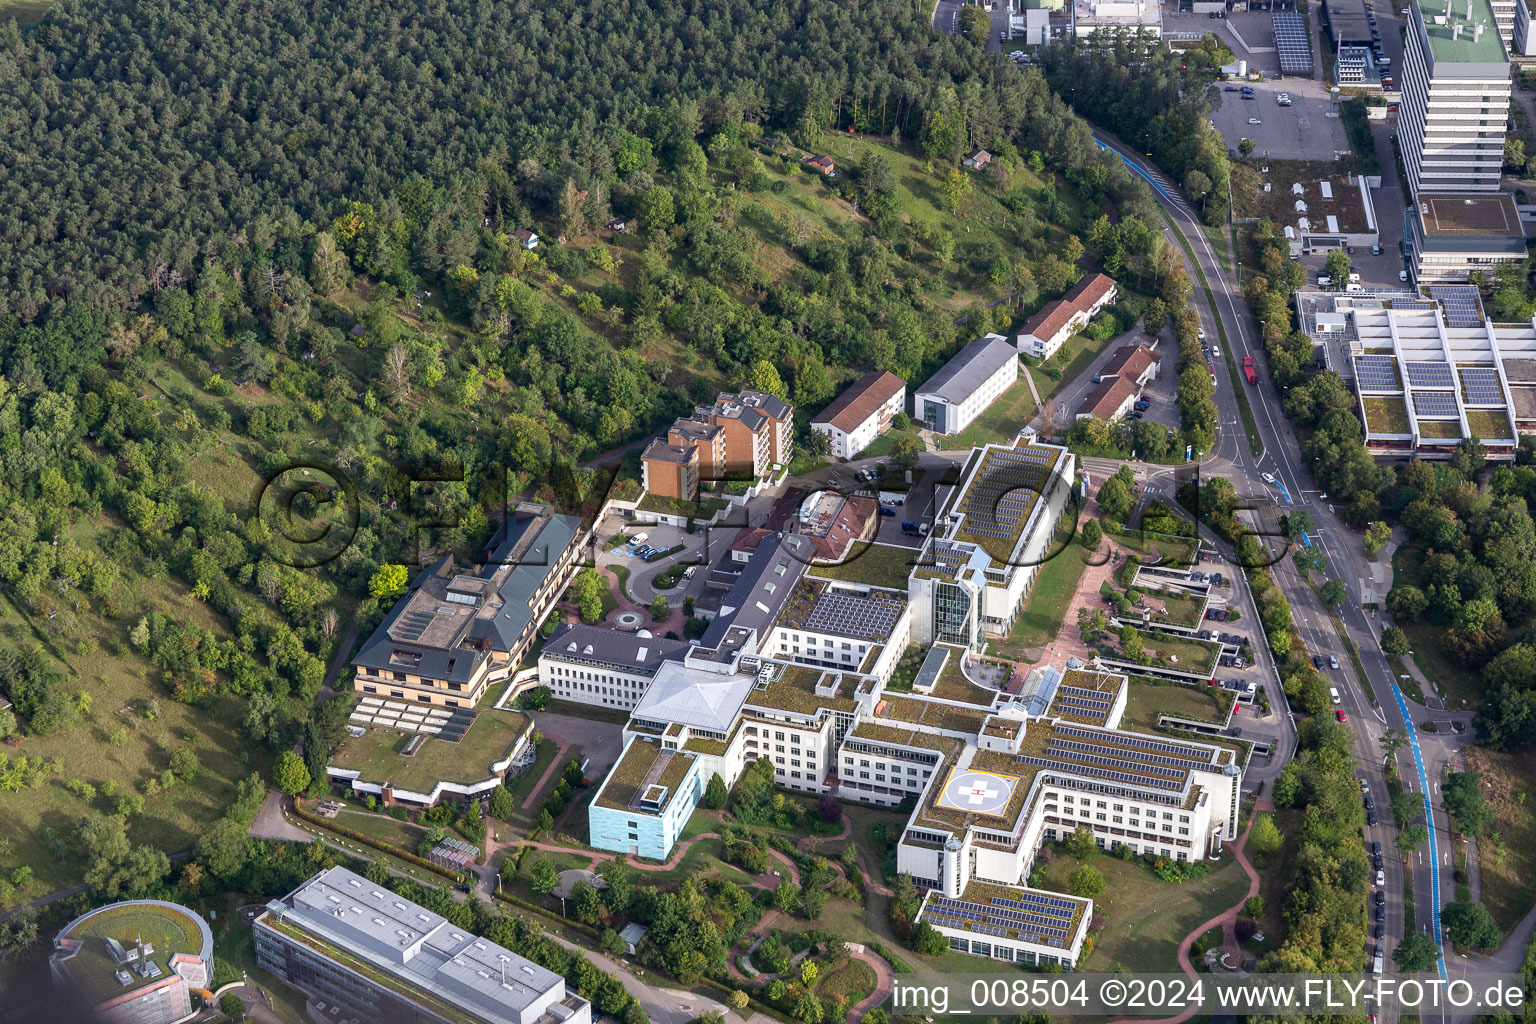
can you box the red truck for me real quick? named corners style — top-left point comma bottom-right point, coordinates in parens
top-left (1242, 356), bottom-right (1258, 385)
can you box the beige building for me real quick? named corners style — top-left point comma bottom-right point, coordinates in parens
top-left (352, 504), bottom-right (588, 708)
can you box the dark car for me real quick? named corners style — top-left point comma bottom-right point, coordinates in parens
top-left (1368, 812), bottom-right (1378, 826)
top-left (1375, 904), bottom-right (1385, 922)
top-left (1375, 924), bottom-right (1384, 939)
top-left (1313, 655), bottom-right (1325, 669)
top-left (1365, 796), bottom-right (1374, 811)
top-left (879, 505), bottom-right (896, 517)
top-left (1374, 854), bottom-right (1384, 870)
top-left (456, 883), bottom-right (473, 893)
top-left (1372, 841), bottom-right (1381, 854)
top-left (1213, 572), bottom-right (1224, 586)
top-left (1375, 891), bottom-right (1385, 906)
top-left (1224, 84), bottom-right (1238, 90)
top-left (1131, 412), bottom-right (1143, 419)
top-left (1243, 94), bottom-right (1256, 100)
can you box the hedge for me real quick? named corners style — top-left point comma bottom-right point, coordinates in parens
top-left (644, 544), bottom-right (687, 563)
top-left (292, 800), bottom-right (464, 883)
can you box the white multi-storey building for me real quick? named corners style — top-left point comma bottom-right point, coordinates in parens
top-left (907, 438), bottom-right (1076, 647)
top-left (913, 334), bottom-right (1019, 436)
top-left (1399, 0), bottom-right (1512, 194)
top-left (538, 624), bottom-right (689, 711)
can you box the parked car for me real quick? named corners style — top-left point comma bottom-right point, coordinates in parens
top-left (1130, 411), bottom-right (1143, 419)
top-left (1376, 890), bottom-right (1385, 906)
top-left (1224, 84), bottom-right (1239, 91)
top-left (1337, 709), bottom-right (1348, 722)
top-left (682, 566), bottom-right (696, 580)
top-left (1376, 870), bottom-right (1386, 887)
top-left (1313, 654), bottom-right (1325, 669)
top-left (1372, 841), bottom-right (1381, 855)
top-left (1248, 118), bottom-right (1262, 125)
top-left (878, 505), bottom-right (895, 517)
top-left (1375, 924), bottom-right (1384, 939)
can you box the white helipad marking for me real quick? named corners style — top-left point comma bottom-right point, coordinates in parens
top-left (962, 784), bottom-right (1000, 805)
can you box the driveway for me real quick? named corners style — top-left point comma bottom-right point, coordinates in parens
top-left (529, 712), bottom-right (625, 778)
top-left (597, 521), bottom-right (707, 604)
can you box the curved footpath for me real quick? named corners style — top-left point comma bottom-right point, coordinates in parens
top-left (1118, 800), bottom-right (1268, 1024)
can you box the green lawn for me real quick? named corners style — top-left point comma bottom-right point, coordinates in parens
top-left (858, 430), bottom-right (917, 460)
top-left (990, 525), bottom-right (1091, 662)
top-left (1150, 588), bottom-right (1206, 627)
top-left (0, 0), bottom-right (54, 22)
top-left (807, 542), bottom-right (915, 590)
top-left (937, 378), bottom-right (1039, 452)
top-left (329, 708), bottom-right (532, 793)
top-left (1120, 681), bottom-right (1228, 732)
top-left (1463, 746), bottom-right (1536, 933)
top-left (332, 809), bottom-right (431, 850)
top-left (1037, 850), bottom-right (1252, 973)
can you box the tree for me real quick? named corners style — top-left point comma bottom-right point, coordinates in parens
top-left (168, 748), bottom-right (200, 781)
top-left (1247, 813), bottom-right (1283, 860)
top-left (1396, 823), bottom-right (1429, 853)
top-left (743, 359), bottom-right (788, 401)
top-left (891, 431), bottom-right (923, 470)
top-left (0, 709), bottom-right (15, 742)
top-left (571, 881), bottom-right (606, 924)
top-left (1393, 932), bottom-right (1439, 972)
top-left (369, 563), bottom-right (409, 599)
top-left (1238, 138), bottom-right (1255, 157)
top-left (488, 784), bottom-right (516, 821)
top-left (1388, 585), bottom-right (1428, 621)
top-left (942, 168), bottom-right (974, 215)
top-left (1081, 519), bottom-right (1102, 550)
top-left (727, 990), bottom-right (750, 1011)
top-left (1443, 901), bottom-right (1501, 950)
top-left (221, 993), bottom-right (248, 1021)
top-left (775, 880), bottom-right (801, 912)
top-left (1118, 624), bottom-right (1144, 662)
top-left (1365, 521), bottom-right (1392, 554)
top-left (704, 773), bottom-right (728, 810)
top-left (601, 928), bottom-right (627, 957)
top-left (310, 231), bottom-right (348, 295)
top-left (1381, 627), bottom-right (1411, 657)
top-left (530, 858), bottom-right (560, 895)
top-left (79, 813), bottom-right (169, 899)
top-left (650, 595), bottom-right (670, 622)
top-left (272, 751), bottom-right (310, 796)
top-left (1067, 864), bottom-right (1106, 899)
top-left (1243, 895), bottom-right (1265, 918)
top-left (1096, 473), bottom-right (1134, 523)
top-left (638, 186), bottom-right (675, 233)
top-left (909, 920), bottom-right (948, 956)
top-left (1324, 249), bottom-right (1352, 284)
top-left (958, 3), bottom-right (991, 46)
top-left (196, 817), bottom-right (254, 878)
top-left (382, 344), bottom-right (413, 400)
top-left (1319, 579), bottom-right (1348, 605)
top-left (1442, 772), bottom-right (1493, 837)
top-left (0, 906), bottom-right (38, 963)
top-left (1064, 825), bottom-right (1098, 860)
top-left (570, 568), bottom-right (608, 624)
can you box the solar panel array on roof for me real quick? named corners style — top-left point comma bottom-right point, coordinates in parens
top-left (1405, 362), bottom-right (1455, 389)
top-left (1431, 285), bottom-right (1484, 328)
top-left (924, 894), bottom-right (1079, 948)
top-left (1412, 392), bottom-right (1460, 418)
top-left (1051, 685), bottom-right (1115, 724)
top-left (1460, 367), bottom-right (1504, 407)
top-left (1274, 12), bottom-right (1315, 74)
top-left (959, 448), bottom-right (1054, 545)
top-left (1355, 355), bottom-right (1400, 392)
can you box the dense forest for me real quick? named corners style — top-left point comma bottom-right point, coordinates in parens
top-left (1, 0), bottom-right (1102, 315)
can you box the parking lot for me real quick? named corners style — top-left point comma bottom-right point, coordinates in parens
top-left (1210, 80), bottom-right (1348, 162)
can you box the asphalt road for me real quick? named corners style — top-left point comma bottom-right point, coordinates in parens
top-left (1094, 127), bottom-right (1470, 1010)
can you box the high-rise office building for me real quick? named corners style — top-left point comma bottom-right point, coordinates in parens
top-left (1399, 0), bottom-right (1512, 193)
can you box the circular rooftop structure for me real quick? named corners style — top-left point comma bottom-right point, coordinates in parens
top-left (52, 900), bottom-right (213, 1015)
top-left (614, 610), bottom-right (645, 630)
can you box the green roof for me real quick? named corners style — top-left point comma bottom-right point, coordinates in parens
top-left (57, 902), bottom-right (208, 1003)
top-left (329, 708), bottom-right (531, 793)
top-left (1419, 0), bottom-right (1507, 64)
top-left (594, 737), bottom-right (697, 813)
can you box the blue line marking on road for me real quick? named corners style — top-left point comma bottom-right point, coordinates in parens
top-left (1273, 480), bottom-right (1293, 505)
top-left (1391, 682), bottom-right (1447, 979)
top-left (1095, 140), bottom-right (1179, 204)
top-left (1300, 530), bottom-right (1311, 548)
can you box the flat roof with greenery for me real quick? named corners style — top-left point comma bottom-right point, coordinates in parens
top-left (1120, 682), bottom-right (1229, 732)
top-left (57, 902), bottom-right (208, 1002)
top-left (930, 653), bottom-right (1005, 707)
top-left (1146, 588), bottom-right (1206, 627)
top-left (1362, 396), bottom-right (1411, 435)
top-left (849, 721), bottom-right (964, 755)
top-left (594, 737), bottom-right (696, 813)
top-left (807, 542), bottom-right (916, 590)
top-left (1466, 408), bottom-right (1513, 439)
top-left (878, 695), bottom-right (990, 734)
top-left (1417, 418), bottom-right (1462, 439)
top-left (329, 709), bottom-right (531, 793)
top-left (747, 665), bottom-right (861, 715)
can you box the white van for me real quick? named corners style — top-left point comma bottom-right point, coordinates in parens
top-left (1346, 283), bottom-right (1364, 293)
top-left (1318, 275), bottom-right (1333, 287)
top-left (1330, 687), bottom-right (1342, 704)
top-left (628, 531), bottom-right (649, 547)
top-left (1348, 273), bottom-right (1361, 283)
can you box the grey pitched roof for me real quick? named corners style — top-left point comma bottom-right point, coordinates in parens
top-left (541, 624), bottom-right (688, 675)
top-left (699, 533), bottom-right (810, 648)
top-left (353, 507), bottom-right (585, 684)
top-left (917, 334), bottom-right (1018, 405)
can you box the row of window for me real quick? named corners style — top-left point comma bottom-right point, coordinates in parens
top-left (359, 685), bottom-right (462, 708)
top-left (1056, 794), bottom-right (1190, 822)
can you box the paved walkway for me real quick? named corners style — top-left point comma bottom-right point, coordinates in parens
top-left (521, 738), bottom-right (572, 811)
top-left (1119, 800), bottom-right (1269, 1024)
top-left (321, 621), bottom-right (361, 697)
top-left (1466, 836), bottom-right (1482, 904)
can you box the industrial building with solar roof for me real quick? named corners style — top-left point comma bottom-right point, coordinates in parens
top-left (1299, 285), bottom-right (1536, 459)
